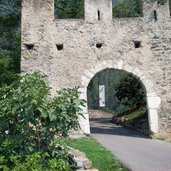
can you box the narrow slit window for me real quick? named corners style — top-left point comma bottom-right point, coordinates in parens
top-left (98, 10), bottom-right (101, 20)
top-left (56, 44), bottom-right (63, 51)
top-left (154, 10), bottom-right (157, 21)
top-left (24, 44), bottom-right (34, 50)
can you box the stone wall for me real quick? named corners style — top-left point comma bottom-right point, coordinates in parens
top-left (69, 147), bottom-right (99, 171)
top-left (21, 0), bottom-right (171, 138)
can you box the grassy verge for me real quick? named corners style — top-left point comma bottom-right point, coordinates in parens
top-left (60, 137), bottom-right (127, 171)
top-left (112, 107), bottom-right (149, 135)
top-left (119, 108), bottom-right (147, 121)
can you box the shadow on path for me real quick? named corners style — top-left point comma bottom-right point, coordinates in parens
top-left (90, 117), bottom-right (171, 171)
top-left (90, 117), bottom-right (148, 139)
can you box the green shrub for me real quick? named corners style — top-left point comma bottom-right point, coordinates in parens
top-left (0, 1), bottom-right (21, 87)
top-left (115, 74), bottom-right (146, 109)
top-left (0, 72), bottom-right (85, 170)
top-left (0, 151), bottom-right (74, 171)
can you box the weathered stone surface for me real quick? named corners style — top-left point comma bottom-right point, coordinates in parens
top-left (68, 147), bottom-right (98, 171)
top-left (21, 0), bottom-right (171, 137)
top-left (147, 96), bottom-right (161, 109)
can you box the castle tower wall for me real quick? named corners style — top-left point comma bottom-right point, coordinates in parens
top-left (21, 0), bottom-right (171, 138)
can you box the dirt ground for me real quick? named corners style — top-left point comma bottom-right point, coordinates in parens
top-left (89, 110), bottom-right (113, 119)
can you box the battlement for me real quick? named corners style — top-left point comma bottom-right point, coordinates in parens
top-left (22, 0), bottom-right (171, 23)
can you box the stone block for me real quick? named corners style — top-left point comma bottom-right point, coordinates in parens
top-left (148, 109), bottom-right (159, 133)
top-left (79, 114), bottom-right (90, 134)
top-left (147, 96), bottom-right (161, 109)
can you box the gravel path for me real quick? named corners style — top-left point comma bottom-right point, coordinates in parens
top-left (90, 111), bottom-right (171, 171)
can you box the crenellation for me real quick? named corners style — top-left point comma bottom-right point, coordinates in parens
top-left (85, 0), bottom-right (112, 22)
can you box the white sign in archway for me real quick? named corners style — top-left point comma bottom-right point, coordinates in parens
top-left (99, 85), bottom-right (105, 107)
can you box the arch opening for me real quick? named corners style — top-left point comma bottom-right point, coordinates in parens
top-left (87, 68), bottom-right (150, 135)
top-left (79, 61), bottom-right (160, 136)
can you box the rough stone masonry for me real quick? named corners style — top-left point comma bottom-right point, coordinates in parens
top-left (21, 0), bottom-right (171, 138)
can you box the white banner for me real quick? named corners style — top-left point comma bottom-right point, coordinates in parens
top-left (99, 85), bottom-right (105, 107)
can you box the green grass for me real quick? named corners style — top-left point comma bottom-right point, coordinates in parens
top-left (61, 137), bottom-right (127, 171)
top-left (114, 107), bottom-right (149, 135)
top-left (120, 108), bottom-right (147, 121)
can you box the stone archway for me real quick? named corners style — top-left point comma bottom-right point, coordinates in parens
top-left (79, 60), bottom-right (161, 135)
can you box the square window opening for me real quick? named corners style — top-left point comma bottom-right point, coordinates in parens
top-left (56, 44), bottom-right (64, 51)
top-left (134, 41), bottom-right (141, 48)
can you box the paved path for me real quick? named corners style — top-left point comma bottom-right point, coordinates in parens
top-left (90, 117), bottom-right (171, 171)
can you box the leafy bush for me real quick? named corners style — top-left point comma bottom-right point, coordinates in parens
top-left (0, 72), bottom-right (85, 170)
top-left (115, 74), bottom-right (146, 109)
top-left (0, 50), bottom-right (19, 87)
top-left (0, 0), bottom-right (21, 87)
top-left (0, 150), bottom-right (74, 171)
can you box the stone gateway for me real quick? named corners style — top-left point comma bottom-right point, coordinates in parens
top-left (21, 0), bottom-right (171, 138)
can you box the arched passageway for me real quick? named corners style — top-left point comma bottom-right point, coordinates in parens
top-left (87, 68), bottom-right (149, 135)
top-left (79, 60), bottom-right (161, 136)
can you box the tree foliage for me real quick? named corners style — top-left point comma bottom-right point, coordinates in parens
top-left (113, 0), bottom-right (142, 18)
top-left (0, 0), bottom-right (21, 20)
top-left (0, 73), bottom-right (85, 170)
top-left (54, 0), bottom-right (84, 19)
top-left (157, 0), bottom-right (168, 5)
top-left (0, 0), bottom-right (21, 87)
top-left (115, 74), bottom-right (146, 109)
